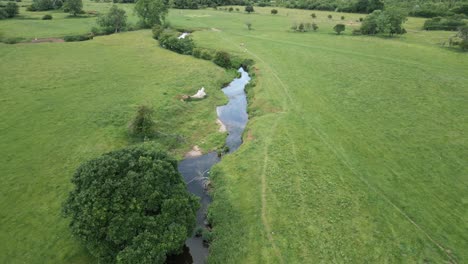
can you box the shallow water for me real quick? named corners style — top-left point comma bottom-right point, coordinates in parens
top-left (168, 68), bottom-right (250, 264)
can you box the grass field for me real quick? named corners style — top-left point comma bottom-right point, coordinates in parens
top-left (1, 3), bottom-right (467, 263)
top-left (0, 30), bottom-right (233, 262)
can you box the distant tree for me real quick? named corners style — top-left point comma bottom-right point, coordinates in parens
top-left (245, 5), bottom-right (254, 13)
top-left (376, 9), bottom-right (407, 36)
top-left (298, 22), bottom-right (305, 32)
top-left (355, 0), bottom-right (384, 13)
top-left (63, 0), bottom-right (82, 16)
top-left (328, 14), bottom-right (332, 19)
top-left (63, 143), bottom-right (198, 264)
top-left (228, 7), bottom-right (233, 12)
top-left (453, 26), bottom-right (468, 50)
top-left (312, 22), bottom-right (318, 31)
top-left (235, 8), bottom-right (239, 11)
top-left (246, 21), bottom-right (252, 30)
top-left (334, 23), bottom-right (345, 34)
top-left (341, 15), bottom-right (345, 20)
top-left (4, 2), bottom-right (19, 18)
top-left (97, 5), bottom-right (127, 33)
top-left (135, 0), bottom-right (168, 27)
top-left (311, 13), bottom-right (316, 18)
top-left (271, 9), bottom-right (277, 15)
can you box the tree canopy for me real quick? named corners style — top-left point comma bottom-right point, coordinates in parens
top-left (97, 5), bottom-right (127, 33)
top-left (63, 0), bottom-right (82, 16)
top-left (63, 143), bottom-right (199, 263)
top-left (135, 0), bottom-right (168, 27)
top-left (361, 9), bottom-right (407, 36)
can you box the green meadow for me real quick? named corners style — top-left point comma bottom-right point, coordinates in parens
top-left (1, 2), bottom-right (467, 263)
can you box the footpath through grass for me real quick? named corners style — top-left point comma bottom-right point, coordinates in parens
top-left (0, 30), bottom-right (232, 263)
top-left (169, 7), bottom-right (468, 263)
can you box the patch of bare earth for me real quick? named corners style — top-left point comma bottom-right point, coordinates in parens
top-left (185, 145), bottom-right (203, 157)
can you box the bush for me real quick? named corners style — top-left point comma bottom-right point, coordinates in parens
top-left (0, 9), bottom-right (7, 19)
top-left (328, 14), bottom-right (332, 19)
top-left (228, 7), bottom-right (233, 12)
top-left (245, 5), bottom-right (254, 13)
top-left (334, 23), bottom-right (345, 34)
top-left (202, 230), bottom-right (214, 244)
top-left (423, 16), bottom-right (466, 31)
top-left (29, 0), bottom-right (61, 11)
top-left (352, 29), bottom-right (362, 35)
top-left (4, 2), bottom-right (19, 18)
top-left (42, 14), bottom-right (52, 19)
top-left (63, 143), bottom-right (198, 263)
top-left (63, 34), bottom-right (93, 42)
top-left (200, 49), bottom-right (213, 60)
top-left (311, 13), bottom-right (316, 18)
top-left (158, 30), bottom-right (195, 55)
top-left (128, 105), bottom-right (156, 139)
top-left (312, 23), bottom-right (318, 31)
top-left (97, 5), bottom-right (127, 33)
top-left (213, 51), bottom-right (231, 68)
top-left (271, 9), bottom-right (277, 15)
top-left (341, 16), bottom-right (345, 20)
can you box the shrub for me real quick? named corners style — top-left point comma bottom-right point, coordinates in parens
top-left (228, 7), bottom-right (233, 12)
top-left (29, 0), bottom-right (61, 11)
top-left (359, 17), bottom-right (363, 22)
top-left (361, 9), bottom-right (407, 36)
top-left (352, 29), bottom-right (362, 35)
top-left (423, 16), bottom-right (466, 31)
top-left (235, 8), bottom-right (239, 11)
top-left (158, 30), bottom-right (195, 55)
top-left (245, 5), bottom-right (254, 13)
top-left (271, 9), bottom-right (277, 15)
top-left (63, 34), bottom-right (93, 42)
top-left (334, 23), bottom-right (345, 34)
top-left (200, 49), bottom-right (213, 60)
top-left (328, 14), bottom-right (332, 19)
top-left (128, 105), bottom-right (156, 139)
top-left (42, 14), bottom-right (52, 19)
top-left (213, 51), bottom-right (231, 68)
top-left (0, 9), bottom-right (7, 19)
top-left (63, 0), bottom-right (82, 16)
top-left (63, 143), bottom-right (198, 263)
top-left (311, 13), bottom-right (316, 18)
top-left (97, 5), bottom-right (127, 33)
top-left (202, 230), bottom-right (214, 244)
top-left (312, 23), bottom-right (318, 31)
top-left (192, 47), bottom-right (202, 58)
top-left (152, 24), bottom-right (164, 39)
top-left (341, 16), bottom-right (345, 20)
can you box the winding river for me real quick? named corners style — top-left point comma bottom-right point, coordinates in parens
top-left (168, 68), bottom-right (250, 264)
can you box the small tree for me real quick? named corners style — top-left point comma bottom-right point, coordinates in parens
top-left (4, 2), bottom-right (19, 18)
top-left (341, 16), bottom-right (345, 20)
top-left (246, 21), bottom-right (252, 30)
top-left (298, 22), bottom-right (305, 32)
top-left (311, 13), bottom-right (316, 19)
top-left (328, 14), bottom-right (332, 19)
top-left (97, 5), bottom-right (127, 33)
top-left (312, 23), bottom-right (318, 31)
top-left (135, 0), bottom-right (168, 27)
top-left (128, 105), bottom-right (156, 140)
top-left (245, 5), bottom-right (254, 13)
top-left (453, 26), bottom-right (468, 50)
top-left (63, 0), bottom-right (82, 16)
top-left (271, 9), bottom-right (278, 15)
top-left (334, 24), bottom-right (345, 35)
top-left (228, 7), bottom-right (233, 12)
top-left (63, 143), bottom-right (198, 263)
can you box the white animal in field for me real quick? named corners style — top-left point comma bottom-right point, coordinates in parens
top-left (191, 87), bottom-right (206, 99)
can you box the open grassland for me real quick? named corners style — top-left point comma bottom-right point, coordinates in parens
top-left (1, 3), bottom-right (467, 263)
top-left (0, 30), bottom-right (232, 263)
top-left (168, 7), bottom-right (468, 263)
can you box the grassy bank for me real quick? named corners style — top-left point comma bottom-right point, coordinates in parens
top-left (0, 30), bottom-right (232, 263)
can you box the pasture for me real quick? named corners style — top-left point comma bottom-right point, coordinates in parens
top-left (1, 2), bottom-right (467, 263)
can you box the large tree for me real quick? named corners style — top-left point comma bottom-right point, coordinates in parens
top-left (63, 0), bottom-right (82, 16)
top-left (135, 0), bottom-right (168, 27)
top-left (97, 5), bottom-right (127, 33)
top-left (63, 143), bottom-right (199, 263)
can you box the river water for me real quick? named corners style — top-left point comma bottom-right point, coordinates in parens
top-left (168, 68), bottom-right (250, 264)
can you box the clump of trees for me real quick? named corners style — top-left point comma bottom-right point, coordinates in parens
top-left (97, 5), bottom-right (127, 33)
top-left (135, 0), bottom-right (168, 27)
top-left (360, 9), bottom-right (407, 36)
top-left (63, 143), bottom-right (199, 264)
top-left (423, 15), bottom-right (466, 31)
top-left (291, 22), bottom-right (317, 32)
top-left (153, 27), bottom-right (195, 55)
top-left (27, 0), bottom-right (62, 11)
top-left (0, 2), bottom-right (19, 19)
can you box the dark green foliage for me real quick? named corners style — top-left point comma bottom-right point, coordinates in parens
top-left (202, 230), bottom-right (214, 244)
top-left (328, 14), bottom-right (332, 19)
top-left (271, 9), bottom-right (277, 15)
top-left (172, 0), bottom-right (199, 9)
top-left (245, 5), bottom-right (253, 13)
top-left (341, 16), bottom-right (345, 20)
top-left (229, 7), bottom-right (233, 12)
top-left (63, 0), bottom-right (82, 16)
top-left (63, 34), bottom-right (93, 42)
top-left (128, 105), bottom-right (156, 139)
top-left (451, 4), bottom-right (468, 16)
top-left (63, 143), bottom-right (199, 263)
top-left (311, 13), bottom-right (316, 18)
top-left (213, 51), bottom-right (231, 68)
top-left (3, 2), bottom-right (18, 18)
top-left (158, 30), bottom-right (195, 55)
top-left (0, 9), bottom-right (7, 19)
top-left (450, 26), bottom-right (468, 50)
top-left (333, 23), bottom-right (345, 35)
top-left (28, 0), bottom-right (62, 11)
top-left (97, 5), bottom-right (127, 33)
top-left (361, 9), bottom-right (407, 36)
top-left (42, 14), bottom-right (52, 19)
top-left (135, 0), bottom-right (168, 27)
top-left (312, 22), bottom-right (318, 31)
top-left (152, 24), bottom-right (164, 39)
top-left (423, 15), bottom-right (466, 31)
